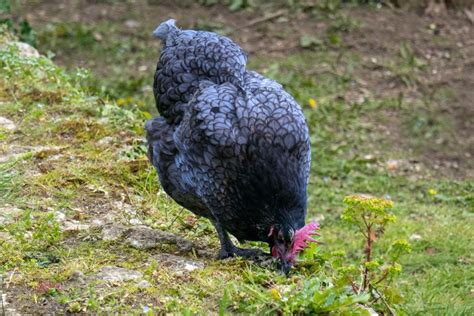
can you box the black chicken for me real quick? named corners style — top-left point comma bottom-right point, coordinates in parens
top-left (146, 20), bottom-right (318, 273)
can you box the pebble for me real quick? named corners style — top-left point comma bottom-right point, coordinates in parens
top-left (409, 233), bottom-right (422, 241)
top-left (95, 266), bottom-right (143, 282)
top-left (137, 280), bottom-right (150, 288)
top-left (0, 207), bottom-right (23, 225)
top-left (0, 117), bottom-right (16, 130)
top-left (101, 224), bottom-right (127, 241)
top-left (0, 41), bottom-right (40, 58)
top-left (152, 253), bottom-right (204, 276)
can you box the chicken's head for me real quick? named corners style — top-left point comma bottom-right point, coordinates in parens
top-left (268, 221), bottom-right (319, 274)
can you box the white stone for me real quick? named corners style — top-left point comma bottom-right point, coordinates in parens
top-left (62, 220), bottom-right (90, 231)
top-left (97, 136), bottom-right (114, 145)
top-left (124, 20), bottom-right (140, 29)
top-left (0, 117), bottom-right (16, 130)
top-left (95, 266), bottom-right (143, 282)
top-left (4, 41), bottom-right (40, 58)
top-left (0, 207), bottom-right (23, 225)
top-left (54, 210), bottom-right (66, 222)
top-left (129, 218), bottom-right (142, 225)
top-left (152, 253), bottom-right (204, 275)
top-left (101, 224), bottom-right (127, 241)
top-left (137, 280), bottom-right (150, 288)
top-left (385, 159), bottom-right (400, 171)
top-left (409, 233), bottom-right (422, 241)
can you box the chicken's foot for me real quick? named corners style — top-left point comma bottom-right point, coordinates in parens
top-left (212, 220), bottom-right (268, 260)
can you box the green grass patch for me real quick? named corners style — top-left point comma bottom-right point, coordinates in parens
top-left (1, 22), bottom-right (473, 314)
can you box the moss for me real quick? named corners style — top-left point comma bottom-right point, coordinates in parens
top-left (1, 22), bottom-right (473, 314)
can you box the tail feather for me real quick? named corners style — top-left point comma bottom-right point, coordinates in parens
top-left (152, 19), bottom-right (248, 123)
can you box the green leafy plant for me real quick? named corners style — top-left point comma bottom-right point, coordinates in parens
top-left (227, 265), bottom-right (371, 314)
top-left (342, 194), bottom-right (411, 314)
top-left (0, 159), bottom-right (16, 201)
top-left (385, 42), bottom-right (426, 87)
top-left (0, 0), bottom-right (36, 45)
top-left (223, 195), bottom-right (410, 314)
top-left (228, 0), bottom-right (255, 11)
top-left (299, 34), bottom-right (323, 50)
top-left (1, 210), bottom-right (62, 269)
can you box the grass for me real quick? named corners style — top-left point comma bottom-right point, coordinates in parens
top-left (0, 160), bottom-right (16, 201)
top-left (1, 5), bottom-right (474, 314)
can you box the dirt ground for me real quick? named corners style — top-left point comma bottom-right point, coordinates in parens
top-left (2, 1), bottom-right (473, 314)
top-left (19, 0), bottom-right (473, 179)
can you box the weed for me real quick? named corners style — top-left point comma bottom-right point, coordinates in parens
top-left (226, 195), bottom-right (411, 314)
top-left (341, 194), bottom-right (410, 314)
top-left (0, 0), bottom-right (35, 45)
top-left (0, 160), bottom-right (16, 201)
top-left (385, 42), bottom-right (426, 87)
top-left (1, 6), bottom-right (473, 314)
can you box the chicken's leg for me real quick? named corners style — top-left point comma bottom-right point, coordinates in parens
top-left (212, 220), bottom-right (267, 259)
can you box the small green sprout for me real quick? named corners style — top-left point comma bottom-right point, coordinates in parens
top-left (342, 194), bottom-right (410, 314)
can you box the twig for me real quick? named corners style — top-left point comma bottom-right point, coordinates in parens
top-left (119, 183), bottom-right (132, 204)
top-left (380, 0), bottom-right (396, 9)
top-left (362, 217), bottom-right (372, 291)
top-left (232, 10), bottom-right (286, 32)
top-left (347, 276), bottom-right (359, 294)
top-left (6, 268), bottom-right (17, 289)
top-left (1, 273), bottom-right (5, 316)
top-left (1, 293), bottom-right (5, 316)
top-left (372, 285), bottom-right (396, 316)
top-left (374, 270), bottom-right (389, 285)
top-left (168, 207), bottom-right (186, 229)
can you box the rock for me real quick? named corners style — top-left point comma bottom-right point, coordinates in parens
top-left (124, 20), bottom-right (140, 29)
top-left (1, 41), bottom-right (40, 58)
top-left (409, 233), bottom-right (422, 241)
top-left (0, 207), bottom-right (23, 225)
top-left (152, 253), bottom-right (204, 275)
top-left (385, 159), bottom-right (400, 171)
top-left (385, 159), bottom-right (422, 174)
top-left (67, 302), bottom-right (82, 313)
top-left (344, 89), bottom-right (368, 105)
top-left (356, 304), bottom-right (379, 316)
top-left (0, 145), bottom-right (64, 163)
top-left (113, 201), bottom-right (138, 216)
top-left (311, 214), bottom-right (325, 222)
top-left (54, 210), bottom-right (67, 222)
top-left (101, 224), bottom-right (127, 241)
top-left (97, 136), bottom-right (115, 145)
top-left (125, 225), bottom-right (194, 252)
top-left (0, 117), bottom-right (16, 130)
top-left (0, 284), bottom-right (22, 316)
top-left (93, 32), bottom-right (103, 42)
top-left (95, 266), bottom-right (143, 282)
top-left (129, 218), bottom-right (142, 226)
top-left (62, 220), bottom-right (90, 232)
top-left (0, 232), bottom-right (12, 241)
top-left (3, 307), bottom-right (22, 316)
top-left (137, 280), bottom-right (150, 288)
top-left (16, 42), bottom-right (40, 57)
top-left (91, 218), bottom-right (105, 226)
top-left (362, 154), bottom-right (377, 162)
top-left (33, 146), bottom-right (65, 159)
top-left (69, 270), bottom-right (86, 284)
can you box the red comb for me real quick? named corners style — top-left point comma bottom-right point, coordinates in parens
top-left (291, 221), bottom-right (319, 256)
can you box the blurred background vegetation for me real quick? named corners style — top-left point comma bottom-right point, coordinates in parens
top-left (1, 0), bottom-right (473, 314)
